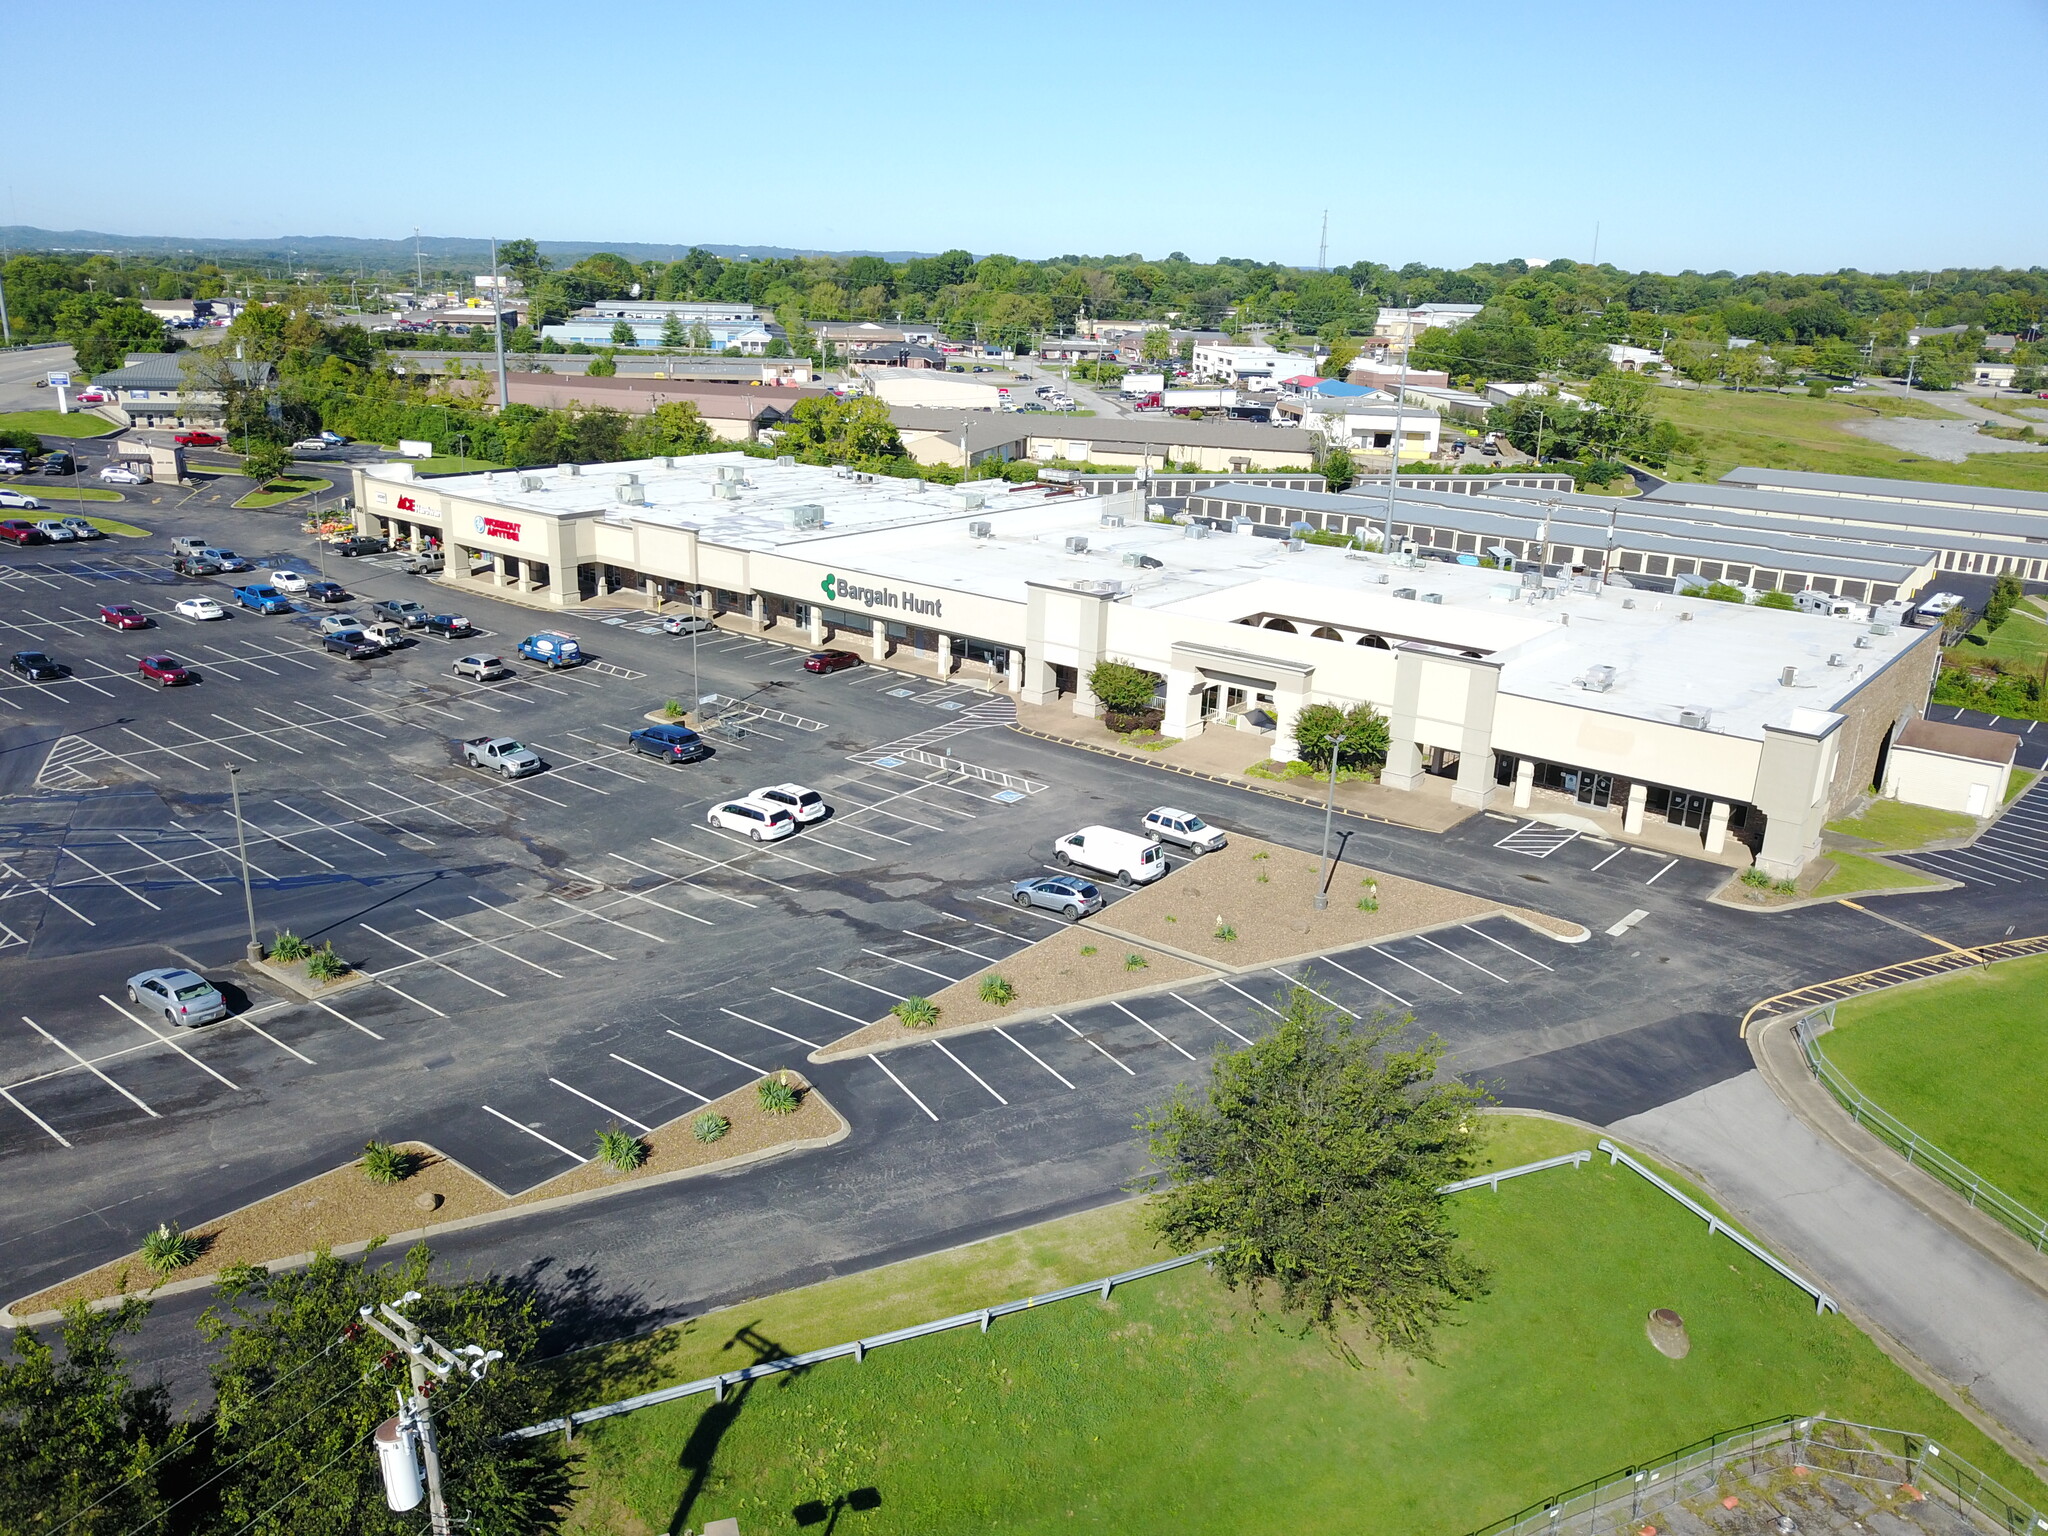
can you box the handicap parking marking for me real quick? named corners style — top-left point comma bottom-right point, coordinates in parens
top-left (1494, 821), bottom-right (1582, 857)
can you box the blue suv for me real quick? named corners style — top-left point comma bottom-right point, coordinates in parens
top-left (628, 723), bottom-right (711, 764)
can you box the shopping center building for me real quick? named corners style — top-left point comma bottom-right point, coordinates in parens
top-left (348, 454), bottom-right (1944, 877)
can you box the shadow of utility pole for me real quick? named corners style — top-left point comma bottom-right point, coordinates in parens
top-left (666, 1322), bottom-right (805, 1536)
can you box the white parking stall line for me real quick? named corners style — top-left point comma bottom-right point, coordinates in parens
top-left (1590, 845), bottom-right (1628, 872)
top-left (365, 780), bottom-right (475, 831)
top-left (959, 918), bottom-right (1035, 945)
top-left (291, 701), bottom-right (387, 740)
top-left (661, 1024), bottom-right (767, 1076)
top-left (1414, 933), bottom-right (1512, 983)
top-left (551, 1077), bottom-right (652, 1133)
top-left (245, 820), bottom-right (335, 869)
top-left (569, 864), bottom-right (716, 926)
top-left (697, 825), bottom-right (836, 874)
top-left (1951, 838), bottom-right (2048, 876)
top-left (1644, 859), bottom-right (1680, 886)
top-left (165, 718), bottom-right (258, 762)
top-left (177, 825), bottom-right (275, 881)
top-left (320, 789), bottom-right (435, 849)
top-left (859, 762), bottom-right (988, 809)
top-left (468, 896), bottom-right (617, 959)
top-left (1462, 925), bottom-right (1554, 970)
top-left (480, 1103), bottom-right (588, 1163)
top-left (1269, 967), bottom-right (1358, 1018)
top-left (547, 896), bottom-right (668, 941)
top-left (930, 1039), bottom-right (1008, 1103)
top-left (412, 772), bottom-right (513, 818)
top-left (215, 711), bottom-right (303, 754)
top-left (770, 989), bottom-right (875, 1031)
top-left (1, 1086), bottom-right (71, 1147)
top-left (824, 817), bottom-right (913, 847)
top-left (720, 1006), bottom-right (823, 1051)
top-left (116, 833), bottom-right (224, 894)
top-left (1170, 992), bottom-right (1254, 1046)
top-left (278, 802), bottom-right (388, 858)
top-left (975, 893), bottom-right (1067, 925)
top-left (99, 995), bottom-right (240, 1090)
top-left (380, 982), bottom-right (446, 1019)
top-left (360, 922), bottom-right (509, 996)
top-left (1111, 999), bottom-right (1197, 1062)
top-left (651, 835), bottom-right (797, 893)
top-left (308, 996), bottom-right (382, 1041)
top-left (829, 790), bottom-right (944, 832)
top-left (1909, 849), bottom-right (2020, 884)
top-left (119, 725), bottom-right (207, 772)
top-left (861, 948), bottom-right (958, 983)
top-left (1369, 944), bottom-right (1462, 995)
top-left (70, 732), bottom-right (160, 779)
top-left (601, 852), bottom-right (754, 910)
top-left (257, 705), bottom-right (345, 747)
top-left (865, 1052), bottom-right (940, 1121)
top-left (1218, 980), bottom-right (1287, 1018)
top-left (68, 674), bottom-right (118, 699)
top-left (414, 910), bottom-right (564, 977)
top-left (1313, 954), bottom-right (1411, 1008)
top-left (21, 1015), bottom-right (158, 1117)
top-left (792, 831), bottom-right (872, 860)
top-left (1051, 1011), bottom-right (1136, 1075)
top-left (994, 1026), bottom-right (1075, 1089)
top-left (905, 929), bottom-right (995, 961)
top-left (488, 772), bottom-right (572, 810)
top-left (0, 860), bottom-right (98, 927)
top-left (611, 1053), bottom-right (712, 1104)
top-left (60, 846), bottom-right (161, 910)
top-left (811, 969), bottom-right (903, 1003)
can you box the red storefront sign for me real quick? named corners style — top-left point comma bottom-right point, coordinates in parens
top-left (396, 495), bottom-right (416, 511)
top-left (477, 516), bottom-right (521, 542)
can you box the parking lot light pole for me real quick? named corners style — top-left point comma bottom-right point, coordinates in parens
top-left (1313, 743), bottom-right (1337, 911)
top-left (227, 766), bottom-right (263, 963)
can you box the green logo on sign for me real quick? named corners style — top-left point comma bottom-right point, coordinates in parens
top-left (820, 573), bottom-right (837, 602)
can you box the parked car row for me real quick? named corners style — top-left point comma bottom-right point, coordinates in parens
top-left (8, 648), bottom-right (196, 685)
top-left (1009, 807), bottom-right (1226, 915)
top-left (0, 514), bottom-right (108, 541)
top-left (706, 783), bottom-right (828, 841)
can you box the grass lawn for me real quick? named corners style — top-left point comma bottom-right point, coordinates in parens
top-left (1648, 384), bottom-right (2048, 494)
top-left (1827, 955), bottom-right (2048, 1215)
top-left (0, 409), bottom-right (122, 439)
top-left (80, 516), bottom-right (151, 537)
top-left (1957, 598), bottom-right (2048, 672)
top-left (407, 455), bottom-right (504, 474)
top-left (1825, 798), bottom-right (1978, 851)
top-left (232, 475), bottom-right (331, 510)
top-left (559, 1115), bottom-right (2041, 1536)
top-left (2005, 768), bottom-right (2037, 805)
top-left (24, 486), bottom-right (128, 503)
top-left (1811, 850), bottom-right (1946, 898)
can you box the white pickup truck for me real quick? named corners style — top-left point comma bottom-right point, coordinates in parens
top-left (462, 736), bottom-right (544, 778)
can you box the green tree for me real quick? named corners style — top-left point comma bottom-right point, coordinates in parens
top-left (660, 313), bottom-right (687, 348)
top-left (498, 238), bottom-right (550, 288)
top-left (623, 400), bottom-right (716, 458)
top-left (1086, 659), bottom-right (1162, 715)
top-left (773, 394), bottom-right (902, 465)
top-left (1140, 327), bottom-right (1174, 365)
top-left (0, 1297), bottom-right (184, 1531)
top-left (198, 1246), bottom-right (570, 1535)
top-left (242, 440), bottom-right (295, 483)
top-left (1323, 335), bottom-right (1361, 380)
top-left (54, 294), bottom-right (173, 375)
top-left (585, 349), bottom-right (618, 377)
top-left (1290, 701), bottom-right (1390, 771)
top-left (1984, 571), bottom-right (2024, 631)
top-left (1755, 589), bottom-right (1798, 610)
top-left (1141, 989), bottom-right (1489, 1360)
top-left (609, 320), bottom-right (636, 347)
top-left (1317, 444), bottom-right (1356, 492)
top-left (689, 321), bottom-right (714, 352)
top-left (1812, 338), bottom-right (1862, 378)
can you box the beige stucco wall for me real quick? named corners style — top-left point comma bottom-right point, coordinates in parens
top-left (1884, 747), bottom-right (2010, 816)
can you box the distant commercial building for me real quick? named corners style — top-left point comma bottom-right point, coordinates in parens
top-left (1189, 344), bottom-right (1319, 386)
top-left (90, 355), bottom-right (274, 428)
top-left (502, 373), bottom-right (828, 441)
top-left (1374, 303), bottom-right (1484, 345)
top-left (888, 406), bottom-right (1318, 472)
top-left (1275, 395), bottom-right (1443, 463)
top-left (541, 301), bottom-right (785, 353)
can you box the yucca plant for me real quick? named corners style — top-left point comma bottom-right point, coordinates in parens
top-left (1214, 923), bottom-right (1238, 942)
top-left (269, 931), bottom-right (311, 963)
top-left (360, 1140), bottom-right (418, 1184)
top-left (692, 1112), bottom-right (730, 1143)
top-left (757, 1075), bottom-right (800, 1115)
top-left (305, 942), bottom-right (349, 982)
top-left (140, 1222), bottom-right (202, 1278)
top-left (1124, 952), bottom-right (1148, 971)
top-left (978, 973), bottom-right (1017, 1006)
top-left (891, 995), bottom-right (940, 1029)
top-left (596, 1127), bottom-right (648, 1171)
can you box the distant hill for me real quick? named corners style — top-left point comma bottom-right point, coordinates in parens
top-left (0, 227), bottom-right (937, 268)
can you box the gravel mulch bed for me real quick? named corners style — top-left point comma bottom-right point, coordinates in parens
top-left (1088, 835), bottom-right (1578, 967)
top-left (812, 929), bottom-right (1213, 1060)
top-left (11, 1075), bottom-right (840, 1319)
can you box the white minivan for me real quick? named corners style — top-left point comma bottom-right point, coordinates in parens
top-left (1054, 825), bottom-right (1167, 886)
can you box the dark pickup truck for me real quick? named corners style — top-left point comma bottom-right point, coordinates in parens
top-left (322, 629), bottom-right (382, 660)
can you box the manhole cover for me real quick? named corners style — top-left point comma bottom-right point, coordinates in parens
top-left (550, 880), bottom-right (597, 899)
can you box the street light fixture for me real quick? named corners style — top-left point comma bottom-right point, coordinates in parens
top-left (226, 766), bottom-right (263, 963)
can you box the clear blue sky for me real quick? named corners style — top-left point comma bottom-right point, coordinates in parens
top-left (9, 0), bottom-right (2045, 273)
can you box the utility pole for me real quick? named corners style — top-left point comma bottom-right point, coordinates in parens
top-left (1317, 210), bottom-right (1327, 273)
top-left (415, 228), bottom-right (424, 298)
top-left (0, 260), bottom-right (11, 345)
top-left (1379, 351), bottom-right (1411, 557)
top-left (1313, 742), bottom-right (1337, 910)
top-left (360, 1292), bottom-right (503, 1536)
top-left (489, 237), bottom-right (509, 411)
top-left (226, 766), bottom-right (262, 962)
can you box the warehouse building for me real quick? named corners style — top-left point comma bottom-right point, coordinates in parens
top-left (349, 454), bottom-right (1942, 877)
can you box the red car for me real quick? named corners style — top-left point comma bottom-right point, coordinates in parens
top-left (138, 654), bottom-right (195, 686)
top-left (173, 430), bottom-right (223, 447)
top-left (99, 603), bottom-right (151, 630)
top-left (803, 649), bottom-right (863, 674)
top-left (0, 520), bottom-right (46, 545)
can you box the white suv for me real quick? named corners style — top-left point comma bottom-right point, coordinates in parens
top-left (752, 783), bottom-right (827, 823)
top-left (707, 799), bottom-right (796, 842)
top-left (1143, 807), bottom-right (1226, 853)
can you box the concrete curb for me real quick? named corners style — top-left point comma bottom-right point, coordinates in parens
top-left (1706, 868), bottom-right (1962, 914)
top-left (240, 956), bottom-right (375, 1000)
top-left (1, 1084), bottom-right (850, 1330)
top-left (1749, 1010), bottom-right (2048, 1304)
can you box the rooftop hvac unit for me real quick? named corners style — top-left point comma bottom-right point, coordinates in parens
top-left (1099, 512), bottom-right (1125, 528)
top-left (1679, 707), bottom-right (1711, 730)
top-left (1678, 610), bottom-right (1693, 621)
top-left (1578, 664), bottom-right (1618, 693)
top-left (1621, 597), bottom-right (1636, 609)
top-left (1828, 652), bottom-right (1847, 667)
top-left (776, 455), bottom-right (796, 467)
top-left (716, 465), bottom-right (743, 483)
top-left (1184, 523), bottom-right (1211, 540)
top-left (518, 475), bottom-right (544, 492)
top-left (1284, 538), bottom-right (1304, 551)
top-left (1393, 587), bottom-right (1417, 601)
top-left (1854, 634), bottom-right (1874, 649)
top-left (1122, 551), bottom-right (1163, 569)
top-left (1064, 535), bottom-right (1089, 554)
top-left (1870, 622), bottom-right (1894, 636)
top-left (786, 503), bottom-right (825, 530)
top-left (1421, 591), bottom-right (1443, 604)
top-left (955, 490), bottom-right (987, 511)
top-left (967, 520), bottom-right (992, 539)
top-left (1780, 665), bottom-right (1800, 687)
top-left (615, 485), bottom-right (643, 504)
top-left (619, 472), bottom-right (640, 487)
top-left (1231, 517), bottom-right (1256, 534)
top-left (712, 481), bottom-right (739, 500)
top-left (560, 463), bottom-right (581, 476)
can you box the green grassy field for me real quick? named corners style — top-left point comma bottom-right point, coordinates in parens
top-left (1957, 598), bottom-right (2048, 672)
top-left (1826, 956), bottom-right (2048, 1216)
top-left (81, 515), bottom-right (151, 537)
top-left (232, 475), bottom-right (331, 509)
top-left (408, 455), bottom-right (504, 474)
top-left (1825, 799), bottom-right (1979, 851)
top-left (22, 485), bottom-right (128, 503)
top-left (559, 1115), bottom-right (2040, 1536)
top-left (0, 409), bottom-right (122, 438)
top-left (1648, 385), bottom-right (2048, 493)
top-left (1811, 850), bottom-right (1946, 898)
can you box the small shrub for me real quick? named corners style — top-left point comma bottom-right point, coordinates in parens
top-left (1124, 952), bottom-right (1148, 971)
top-left (758, 1074), bottom-right (801, 1114)
top-left (1740, 867), bottom-right (1772, 889)
top-left (692, 1112), bottom-right (730, 1143)
top-left (269, 931), bottom-right (311, 963)
top-left (891, 995), bottom-right (940, 1029)
top-left (360, 1140), bottom-right (419, 1184)
top-left (1214, 923), bottom-right (1238, 941)
top-left (1357, 896), bottom-right (1378, 912)
top-left (663, 698), bottom-right (686, 720)
top-left (1255, 872), bottom-right (1269, 883)
top-left (1251, 851), bottom-right (1270, 861)
top-left (305, 942), bottom-right (349, 982)
top-left (1080, 945), bottom-right (1098, 956)
top-left (596, 1127), bottom-right (648, 1171)
top-left (1164, 914), bottom-right (1177, 923)
top-left (1772, 878), bottom-right (1797, 895)
top-left (140, 1222), bottom-right (202, 1278)
top-left (979, 973), bottom-right (1017, 1006)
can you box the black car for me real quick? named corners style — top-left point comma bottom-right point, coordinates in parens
top-left (423, 614), bottom-right (475, 637)
top-left (305, 580), bottom-right (351, 604)
top-left (172, 555), bottom-right (223, 577)
top-left (334, 536), bottom-right (388, 557)
top-left (627, 723), bottom-right (712, 763)
top-left (9, 650), bottom-right (64, 680)
top-left (39, 454), bottom-right (75, 477)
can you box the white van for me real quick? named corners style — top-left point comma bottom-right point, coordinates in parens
top-left (1054, 825), bottom-right (1167, 886)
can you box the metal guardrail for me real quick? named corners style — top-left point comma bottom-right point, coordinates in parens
top-left (1596, 1139), bottom-right (1837, 1314)
top-left (1739, 933), bottom-right (2048, 1038)
top-left (507, 1151), bottom-right (1596, 1442)
top-left (1796, 1005), bottom-right (2048, 1253)
top-left (1466, 1415), bottom-right (2045, 1536)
